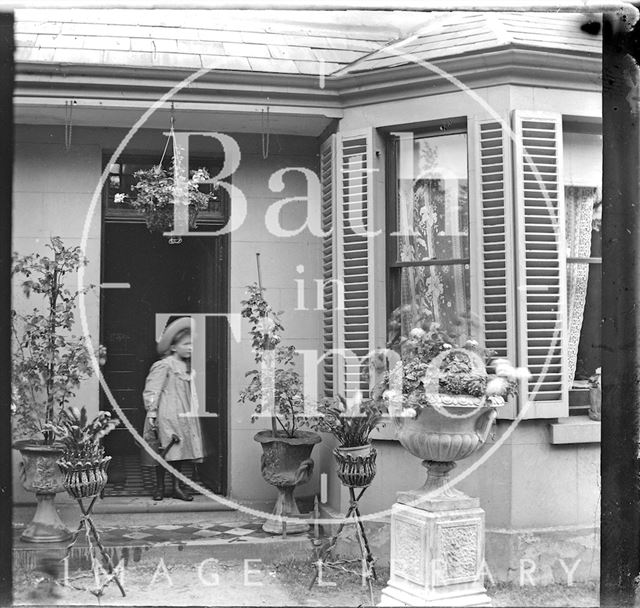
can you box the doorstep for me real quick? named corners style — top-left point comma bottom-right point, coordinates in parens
top-left (13, 512), bottom-right (320, 575)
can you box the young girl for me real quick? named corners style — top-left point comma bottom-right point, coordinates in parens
top-left (141, 317), bottom-right (205, 501)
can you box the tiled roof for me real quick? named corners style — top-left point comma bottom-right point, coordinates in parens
top-left (14, 9), bottom-right (417, 75)
top-left (336, 12), bottom-right (601, 75)
top-left (13, 9), bottom-right (601, 77)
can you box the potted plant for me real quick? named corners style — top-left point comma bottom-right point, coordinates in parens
top-left (588, 367), bottom-right (602, 421)
top-left (115, 157), bottom-right (218, 236)
top-left (46, 406), bottom-right (119, 499)
top-left (239, 283), bottom-right (321, 534)
top-left (379, 307), bottom-right (523, 506)
top-left (313, 394), bottom-right (385, 488)
top-left (11, 236), bottom-right (95, 542)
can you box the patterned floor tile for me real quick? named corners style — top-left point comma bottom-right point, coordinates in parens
top-left (225, 528), bottom-right (255, 536)
top-left (193, 529), bottom-right (222, 537)
top-left (121, 532), bottom-right (153, 540)
top-left (154, 524), bottom-right (184, 531)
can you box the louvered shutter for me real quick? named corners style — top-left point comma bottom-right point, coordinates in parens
top-left (320, 135), bottom-right (336, 398)
top-left (512, 111), bottom-right (568, 418)
top-left (474, 119), bottom-right (518, 419)
top-left (336, 129), bottom-right (375, 400)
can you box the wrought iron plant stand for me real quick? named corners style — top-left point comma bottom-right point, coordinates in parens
top-left (309, 446), bottom-right (378, 601)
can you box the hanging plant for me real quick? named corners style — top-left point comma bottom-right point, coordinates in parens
top-left (115, 158), bottom-right (218, 234)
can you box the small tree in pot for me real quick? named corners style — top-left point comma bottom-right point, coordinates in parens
top-left (239, 282), bottom-right (321, 534)
top-left (11, 236), bottom-right (95, 542)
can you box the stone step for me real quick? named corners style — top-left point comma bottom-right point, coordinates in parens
top-left (13, 516), bottom-right (320, 577)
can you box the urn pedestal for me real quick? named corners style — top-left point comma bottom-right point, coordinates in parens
top-left (14, 441), bottom-right (72, 543)
top-left (380, 392), bottom-right (500, 607)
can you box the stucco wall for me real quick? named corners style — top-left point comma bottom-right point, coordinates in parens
top-left (12, 124), bottom-right (326, 505)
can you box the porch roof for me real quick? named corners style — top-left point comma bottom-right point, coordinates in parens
top-left (14, 9), bottom-right (415, 75)
top-left (334, 11), bottom-right (601, 76)
top-left (14, 9), bottom-right (601, 77)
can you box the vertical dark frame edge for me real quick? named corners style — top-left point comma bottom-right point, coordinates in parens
top-left (0, 9), bottom-right (13, 608)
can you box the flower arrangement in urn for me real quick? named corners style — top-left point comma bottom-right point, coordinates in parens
top-left (380, 305), bottom-right (527, 506)
top-left (46, 406), bottom-right (119, 499)
top-left (239, 278), bottom-right (321, 533)
top-left (381, 305), bottom-right (521, 416)
top-left (115, 156), bottom-right (219, 234)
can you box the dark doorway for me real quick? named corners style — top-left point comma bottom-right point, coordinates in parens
top-left (99, 222), bottom-right (228, 497)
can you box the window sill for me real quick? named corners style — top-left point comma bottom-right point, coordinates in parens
top-left (549, 416), bottom-right (600, 445)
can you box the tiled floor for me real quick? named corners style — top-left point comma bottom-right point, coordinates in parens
top-left (103, 455), bottom-right (202, 497)
top-left (13, 519), bottom-right (309, 547)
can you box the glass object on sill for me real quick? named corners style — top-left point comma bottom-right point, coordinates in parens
top-left (398, 263), bottom-right (471, 345)
top-left (396, 133), bottom-right (469, 262)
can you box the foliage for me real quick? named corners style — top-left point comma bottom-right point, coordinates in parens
top-left (45, 406), bottom-right (119, 462)
top-left (11, 237), bottom-right (96, 444)
top-left (311, 395), bottom-right (385, 447)
top-left (115, 156), bottom-right (218, 234)
top-left (239, 283), bottom-right (315, 438)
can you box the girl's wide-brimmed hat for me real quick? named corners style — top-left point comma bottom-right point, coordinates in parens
top-left (157, 317), bottom-right (194, 356)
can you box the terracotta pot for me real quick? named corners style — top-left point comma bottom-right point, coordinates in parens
top-left (58, 455), bottom-right (112, 499)
top-left (589, 386), bottom-right (601, 421)
top-left (14, 440), bottom-right (72, 543)
top-left (333, 444), bottom-right (377, 488)
top-left (254, 430), bottom-right (321, 534)
top-left (393, 394), bottom-right (502, 507)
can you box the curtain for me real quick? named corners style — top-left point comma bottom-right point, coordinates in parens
top-left (565, 186), bottom-right (598, 385)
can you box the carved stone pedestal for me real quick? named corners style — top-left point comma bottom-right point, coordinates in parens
top-left (379, 501), bottom-right (490, 607)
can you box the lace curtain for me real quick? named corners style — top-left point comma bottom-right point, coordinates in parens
top-left (565, 186), bottom-right (599, 385)
top-left (397, 177), bottom-right (469, 340)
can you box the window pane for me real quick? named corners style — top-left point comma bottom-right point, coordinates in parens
top-left (392, 263), bottom-right (471, 345)
top-left (565, 185), bottom-right (602, 384)
top-left (395, 132), bottom-right (468, 262)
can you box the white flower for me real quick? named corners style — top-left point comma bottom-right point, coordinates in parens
top-left (486, 377), bottom-right (508, 396)
top-left (114, 193), bottom-right (127, 204)
top-left (494, 358), bottom-right (514, 378)
top-left (443, 343), bottom-right (452, 350)
top-left (512, 366), bottom-right (532, 380)
top-left (409, 328), bottom-right (426, 340)
top-left (465, 339), bottom-right (479, 348)
top-left (403, 407), bottom-right (417, 418)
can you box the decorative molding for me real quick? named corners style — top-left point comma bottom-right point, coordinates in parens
top-left (436, 519), bottom-right (480, 585)
top-left (393, 519), bottom-right (425, 585)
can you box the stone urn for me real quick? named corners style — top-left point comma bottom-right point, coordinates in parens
top-left (393, 348), bottom-right (505, 509)
top-left (254, 430), bottom-right (321, 534)
top-left (394, 394), bottom-right (501, 509)
top-left (14, 440), bottom-right (72, 542)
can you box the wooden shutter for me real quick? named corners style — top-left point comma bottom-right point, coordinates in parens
top-left (512, 111), bottom-right (568, 418)
top-left (336, 129), bottom-right (375, 400)
top-left (320, 135), bottom-right (336, 398)
top-left (475, 119), bottom-right (518, 419)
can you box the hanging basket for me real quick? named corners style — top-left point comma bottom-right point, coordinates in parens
top-left (333, 445), bottom-right (377, 488)
top-left (57, 455), bottom-right (112, 499)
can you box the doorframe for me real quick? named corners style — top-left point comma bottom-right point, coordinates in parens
top-left (99, 150), bottom-right (231, 497)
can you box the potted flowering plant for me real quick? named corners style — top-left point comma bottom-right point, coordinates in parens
top-left (313, 394), bottom-right (385, 488)
top-left (46, 406), bottom-right (119, 499)
top-left (239, 282), bottom-right (321, 533)
top-left (115, 158), bottom-right (218, 235)
top-left (380, 306), bottom-right (523, 506)
top-left (11, 237), bottom-right (96, 542)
